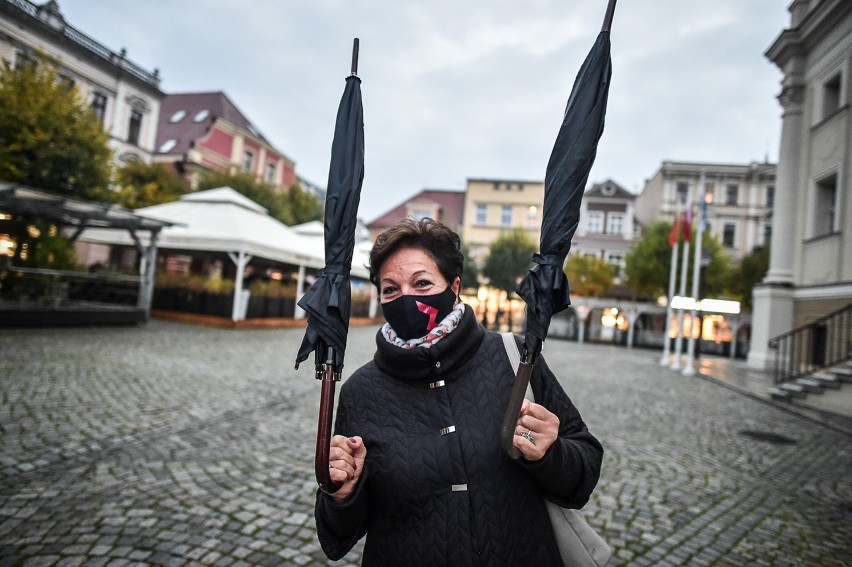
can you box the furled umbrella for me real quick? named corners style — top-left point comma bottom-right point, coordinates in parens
top-left (500, 1), bottom-right (617, 459)
top-left (295, 39), bottom-right (364, 493)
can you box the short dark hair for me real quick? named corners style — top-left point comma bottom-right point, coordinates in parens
top-left (369, 218), bottom-right (464, 288)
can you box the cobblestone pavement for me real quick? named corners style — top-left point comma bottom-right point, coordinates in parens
top-left (0, 320), bottom-right (850, 566)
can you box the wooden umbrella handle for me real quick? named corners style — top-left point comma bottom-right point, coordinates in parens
top-left (316, 365), bottom-right (343, 494)
top-left (500, 362), bottom-right (534, 459)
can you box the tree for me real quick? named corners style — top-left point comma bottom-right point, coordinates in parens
top-left (114, 161), bottom-right (186, 209)
top-left (0, 56), bottom-right (112, 201)
top-left (726, 246), bottom-right (769, 312)
top-left (459, 238), bottom-right (479, 292)
top-left (565, 254), bottom-right (614, 297)
top-left (280, 183), bottom-right (323, 225)
top-left (624, 221), bottom-right (730, 299)
top-left (197, 170), bottom-right (323, 225)
top-left (482, 228), bottom-right (537, 296)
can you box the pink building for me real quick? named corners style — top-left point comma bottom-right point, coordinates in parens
top-left (366, 188), bottom-right (465, 241)
top-left (153, 91), bottom-right (296, 191)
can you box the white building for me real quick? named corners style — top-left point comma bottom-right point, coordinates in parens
top-left (0, 0), bottom-right (163, 164)
top-left (572, 179), bottom-right (638, 278)
top-left (636, 160), bottom-right (776, 261)
top-left (748, 0), bottom-right (852, 371)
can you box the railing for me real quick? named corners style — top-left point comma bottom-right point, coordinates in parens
top-left (0, 266), bottom-right (141, 308)
top-left (4, 0), bottom-right (160, 87)
top-left (769, 303), bottom-right (852, 384)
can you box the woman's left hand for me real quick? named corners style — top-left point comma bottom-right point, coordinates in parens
top-left (514, 399), bottom-right (560, 461)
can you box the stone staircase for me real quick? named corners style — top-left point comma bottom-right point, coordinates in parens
top-left (768, 361), bottom-right (852, 402)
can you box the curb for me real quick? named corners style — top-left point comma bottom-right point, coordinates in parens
top-left (695, 371), bottom-right (852, 437)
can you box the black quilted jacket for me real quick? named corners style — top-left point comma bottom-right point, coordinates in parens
top-left (315, 306), bottom-right (603, 566)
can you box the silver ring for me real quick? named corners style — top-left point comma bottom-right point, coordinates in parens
top-left (522, 430), bottom-right (536, 445)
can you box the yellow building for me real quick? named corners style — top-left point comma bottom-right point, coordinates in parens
top-left (461, 178), bottom-right (544, 261)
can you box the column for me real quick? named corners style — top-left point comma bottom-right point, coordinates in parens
top-left (748, 62), bottom-right (804, 370)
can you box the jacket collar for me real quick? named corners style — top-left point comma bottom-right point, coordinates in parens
top-left (373, 304), bottom-right (485, 382)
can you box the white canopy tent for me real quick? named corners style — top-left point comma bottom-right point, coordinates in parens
top-left (79, 187), bottom-right (371, 320)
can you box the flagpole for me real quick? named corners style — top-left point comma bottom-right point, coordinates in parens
top-left (671, 192), bottom-right (691, 371)
top-left (683, 171), bottom-right (706, 376)
top-left (660, 198), bottom-right (681, 366)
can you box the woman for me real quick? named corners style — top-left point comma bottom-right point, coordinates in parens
top-left (315, 218), bottom-right (603, 565)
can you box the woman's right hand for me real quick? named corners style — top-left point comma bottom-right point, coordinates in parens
top-left (328, 435), bottom-right (367, 502)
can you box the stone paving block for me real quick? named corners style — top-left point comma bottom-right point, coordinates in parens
top-left (1, 323), bottom-right (851, 566)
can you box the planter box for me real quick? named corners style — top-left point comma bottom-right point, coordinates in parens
top-left (204, 292), bottom-right (233, 318)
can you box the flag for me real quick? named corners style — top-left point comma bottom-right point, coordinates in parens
top-left (683, 188), bottom-right (692, 243)
top-left (669, 215), bottom-right (681, 246)
top-left (699, 192), bottom-right (707, 233)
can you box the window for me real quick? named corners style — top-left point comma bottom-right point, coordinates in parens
top-left (607, 214), bottom-right (624, 236)
top-left (676, 182), bottom-right (689, 202)
top-left (158, 139), bottom-right (177, 153)
top-left (127, 109), bottom-right (142, 145)
top-left (814, 174), bottom-right (837, 237)
top-left (242, 150), bottom-right (254, 172)
top-left (607, 254), bottom-right (623, 276)
top-left (723, 223), bottom-right (736, 248)
top-left (725, 184), bottom-right (738, 206)
top-left (266, 163), bottom-right (276, 184)
top-left (766, 185), bottom-right (774, 208)
top-left (90, 93), bottom-right (107, 125)
top-left (193, 109), bottom-right (210, 122)
top-left (410, 210), bottom-right (431, 221)
top-left (525, 205), bottom-right (538, 229)
top-left (587, 212), bottom-right (603, 234)
top-left (475, 203), bottom-right (487, 225)
top-left (763, 224), bottom-right (772, 246)
top-left (500, 205), bottom-right (513, 227)
top-left (823, 73), bottom-right (841, 118)
top-left (704, 182), bottom-right (715, 204)
top-left (169, 110), bottom-right (187, 123)
top-left (14, 51), bottom-right (37, 70)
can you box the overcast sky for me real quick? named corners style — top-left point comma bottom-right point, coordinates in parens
top-left (59, 0), bottom-right (790, 222)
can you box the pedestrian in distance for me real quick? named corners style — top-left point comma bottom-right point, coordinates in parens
top-left (315, 218), bottom-right (603, 565)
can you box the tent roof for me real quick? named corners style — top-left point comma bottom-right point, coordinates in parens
top-left (80, 187), bottom-right (369, 279)
top-left (0, 182), bottom-right (174, 232)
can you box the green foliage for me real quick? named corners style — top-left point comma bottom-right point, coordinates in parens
top-left (114, 161), bottom-right (186, 209)
top-left (726, 246), bottom-right (769, 312)
top-left (0, 56), bottom-right (112, 200)
top-left (565, 254), bottom-right (614, 297)
top-left (249, 279), bottom-right (295, 298)
top-left (482, 228), bottom-right (537, 295)
top-left (460, 238), bottom-right (479, 291)
top-left (33, 233), bottom-right (78, 270)
top-left (155, 272), bottom-right (208, 291)
top-left (623, 222), bottom-right (672, 297)
top-left (624, 221), bottom-right (730, 299)
top-left (197, 171), bottom-right (322, 225)
top-left (281, 183), bottom-right (323, 225)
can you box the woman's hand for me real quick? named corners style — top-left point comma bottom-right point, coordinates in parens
top-left (328, 435), bottom-right (367, 502)
top-left (514, 399), bottom-right (560, 461)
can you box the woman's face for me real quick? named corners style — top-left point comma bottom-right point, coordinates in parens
top-left (378, 247), bottom-right (460, 304)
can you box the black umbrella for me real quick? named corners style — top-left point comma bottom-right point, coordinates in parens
top-left (295, 39), bottom-right (364, 493)
top-left (500, 1), bottom-right (616, 459)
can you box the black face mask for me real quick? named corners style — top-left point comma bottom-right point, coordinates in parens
top-left (381, 286), bottom-right (457, 341)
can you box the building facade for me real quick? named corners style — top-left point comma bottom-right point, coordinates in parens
top-left (749, 0), bottom-right (852, 370)
top-left (571, 179), bottom-right (638, 277)
top-left (0, 0), bottom-right (163, 164)
top-left (366, 188), bottom-right (465, 241)
top-left (153, 92), bottom-right (296, 191)
top-left (636, 161), bottom-right (776, 261)
top-left (461, 178), bottom-right (544, 262)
